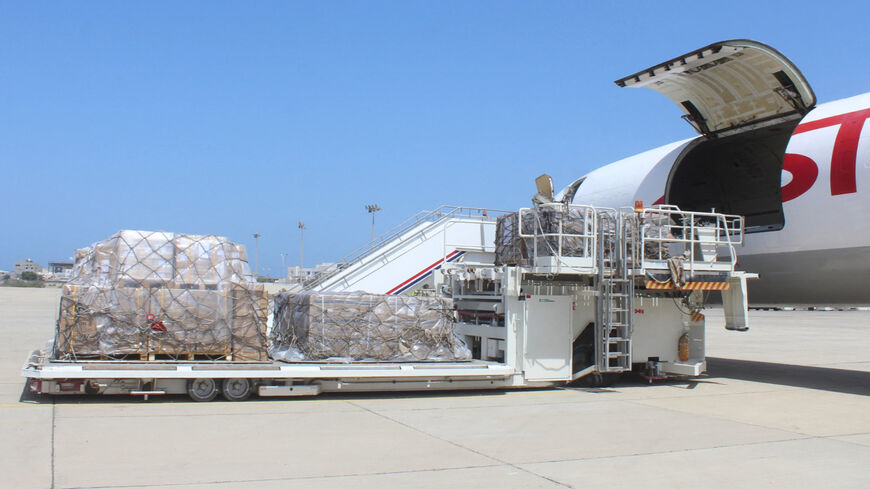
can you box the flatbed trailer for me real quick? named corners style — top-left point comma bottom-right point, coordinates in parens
top-left (23, 351), bottom-right (545, 401)
top-left (23, 204), bottom-right (753, 401)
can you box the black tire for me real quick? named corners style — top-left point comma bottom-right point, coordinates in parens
top-left (187, 378), bottom-right (218, 402)
top-left (221, 378), bottom-right (252, 401)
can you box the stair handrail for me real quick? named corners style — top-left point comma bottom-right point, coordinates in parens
top-left (304, 205), bottom-right (509, 289)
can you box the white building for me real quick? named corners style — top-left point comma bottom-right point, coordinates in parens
top-left (46, 262), bottom-right (74, 282)
top-left (286, 263), bottom-right (337, 285)
top-left (12, 259), bottom-right (41, 279)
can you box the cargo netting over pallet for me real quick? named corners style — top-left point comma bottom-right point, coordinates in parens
top-left (494, 206), bottom-right (591, 267)
top-left (56, 230), bottom-right (268, 361)
top-left (270, 292), bottom-right (471, 362)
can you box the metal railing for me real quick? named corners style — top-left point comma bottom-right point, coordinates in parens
top-left (636, 205), bottom-right (744, 275)
top-left (304, 206), bottom-right (509, 289)
top-left (513, 204), bottom-right (743, 276)
top-left (517, 203), bottom-right (598, 273)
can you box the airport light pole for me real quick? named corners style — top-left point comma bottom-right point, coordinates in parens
top-left (252, 233), bottom-right (261, 278)
top-left (298, 221), bottom-right (306, 273)
top-left (365, 204), bottom-right (381, 243)
top-left (280, 253), bottom-right (288, 279)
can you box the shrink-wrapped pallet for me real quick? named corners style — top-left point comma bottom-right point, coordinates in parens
top-left (494, 212), bottom-right (529, 267)
top-left (495, 207), bottom-right (590, 266)
top-left (55, 231), bottom-right (267, 360)
top-left (270, 292), bottom-right (470, 362)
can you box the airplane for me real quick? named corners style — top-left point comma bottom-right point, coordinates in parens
top-left (554, 39), bottom-right (869, 305)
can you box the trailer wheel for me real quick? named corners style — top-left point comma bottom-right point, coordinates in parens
top-left (187, 378), bottom-right (218, 402)
top-left (221, 378), bottom-right (252, 401)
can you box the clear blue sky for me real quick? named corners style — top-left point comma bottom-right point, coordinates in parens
top-left (2, 1), bottom-right (868, 275)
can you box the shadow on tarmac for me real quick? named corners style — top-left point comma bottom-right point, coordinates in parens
top-left (707, 357), bottom-right (870, 396)
top-left (18, 382), bottom-right (42, 404)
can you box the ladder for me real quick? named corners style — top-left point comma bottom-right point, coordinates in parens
top-left (594, 210), bottom-right (635, 372)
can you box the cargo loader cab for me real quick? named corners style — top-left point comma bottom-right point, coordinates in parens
top-left (617, 39), bottom-right (817, 233)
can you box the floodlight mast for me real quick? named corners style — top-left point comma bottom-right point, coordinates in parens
top-left (252, 233), bottom-right (261, 278)
top-left (298, 221), bottom-right (306, 273)
top-left (365, 204), bottom-right (381, 243)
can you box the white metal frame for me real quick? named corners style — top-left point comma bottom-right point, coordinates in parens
top-left (514, 204), bottom-right (744, 277)
top-left (517, 203), bottom-right (598, 274)
top-left (637, 205), bottom-right (744, 275)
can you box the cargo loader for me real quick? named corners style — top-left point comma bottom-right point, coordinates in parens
top-left (23, 203), bottom-right (752, 400)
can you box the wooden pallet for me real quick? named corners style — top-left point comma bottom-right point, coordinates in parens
top-left (141, 352), bottom-right (233, 361)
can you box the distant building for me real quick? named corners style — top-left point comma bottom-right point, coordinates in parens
top-left (47, 262), bottom-right (74, 282)
top-left (286, 263), bottom-right (337, 285)
top-left (12, 259), bottom-right (42, 279)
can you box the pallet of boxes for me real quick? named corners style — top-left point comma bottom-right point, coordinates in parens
top-left (55, 231), bottom-right (268, 361)
top-left (270, 291), bottom-right (470, 362)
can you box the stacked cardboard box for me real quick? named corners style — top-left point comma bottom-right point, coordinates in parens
top-left (271, 292), bottom-right (469, 362)
top-left (55, 231), bottom-right (267, 360)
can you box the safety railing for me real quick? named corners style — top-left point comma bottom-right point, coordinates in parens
top-left (636, 205), bottom-right (744, 275)
top-left (511, 204), bottom-right (743, 277)
top-left (304, 206), bottom-right (509, 289)
top-left (517, 203), bottom-right (598, 273)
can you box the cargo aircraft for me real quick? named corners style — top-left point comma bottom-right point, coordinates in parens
top-left (556, 39), bottom-right (869, 304)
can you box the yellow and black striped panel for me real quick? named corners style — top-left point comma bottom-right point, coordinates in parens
top-left (644, 281), bottom-right (730, 291)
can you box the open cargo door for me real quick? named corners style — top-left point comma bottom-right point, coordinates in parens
top-left (615, 39), bottom-right (815, 138)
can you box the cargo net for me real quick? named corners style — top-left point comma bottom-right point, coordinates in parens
top-left (270, 291), bottom-right (471, 362)
top-left (640, 212), bottom-right (674, 260)
top-left (55, 230), bottom-right (268, 361)
top-left (494, 207), bottom-right (590, 266)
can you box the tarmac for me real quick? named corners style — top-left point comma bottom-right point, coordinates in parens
top-left (2, 286), bottom-right (869, 489)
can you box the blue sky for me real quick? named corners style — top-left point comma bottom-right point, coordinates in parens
top-left (2, 1), bottom-right (868, 275)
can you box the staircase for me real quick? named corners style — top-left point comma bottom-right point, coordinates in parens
top-left (594, 210), bottom-right (635, 372)
top-left (304, 206), bottom-right (506, 295)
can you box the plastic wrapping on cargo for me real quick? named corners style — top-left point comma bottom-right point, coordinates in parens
top-left (494, 213), bottom-right (528, 266)
top-left (495, 207), bottom-right (590, 266)
top-left (640, 213), bottom-right (675, 260)
top-left (56, 230), bottom-right (267, 360)
top-left (270, 291), bottom-right (470, 362)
